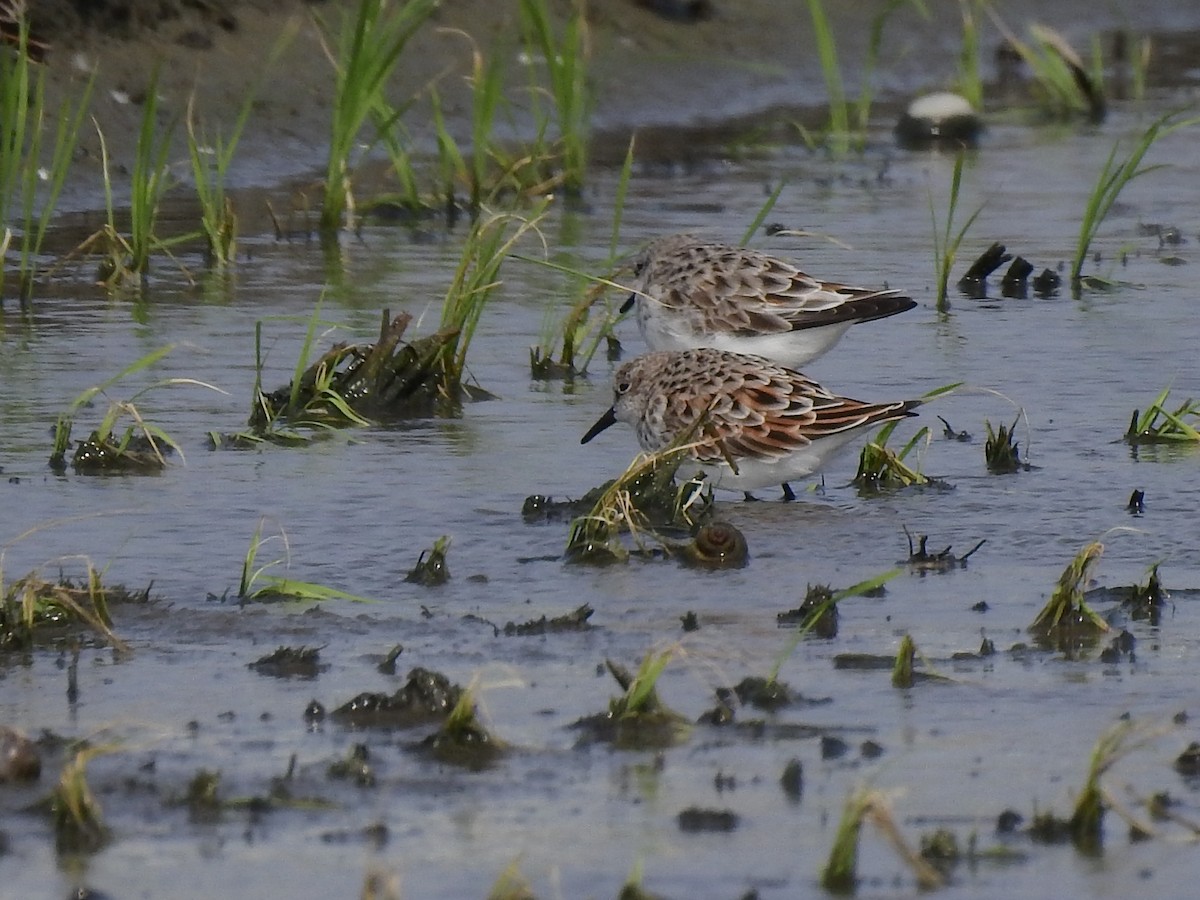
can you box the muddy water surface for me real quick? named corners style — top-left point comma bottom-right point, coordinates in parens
top-left (4, 43), bottom-right (1200, 900)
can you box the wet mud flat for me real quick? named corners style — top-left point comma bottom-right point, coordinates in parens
top-left (5, 1), bottom-right (1200, 898)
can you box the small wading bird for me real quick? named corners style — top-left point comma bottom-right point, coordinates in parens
top-left (620, 233), bottom-right (916, 369)
top-left (581, 348), bottom-right (920, 500)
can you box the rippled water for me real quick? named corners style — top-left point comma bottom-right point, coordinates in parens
top-left (4, 35), bottom-right (1200, 900)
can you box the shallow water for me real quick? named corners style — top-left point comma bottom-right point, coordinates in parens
top-left (5, 30), bottom-right (1200, 900)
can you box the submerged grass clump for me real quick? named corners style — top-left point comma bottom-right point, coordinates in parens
top-left (243, 308), bottom-right (452, 437)
top-left (768, 570), bottom-right (899, 686)
top-left (437, 207), bottom-right (546, 393)
top-left (821, 786), bottom-right (944, 892)
top-left (984, 415), bottom-right (1025, 472)
top-left (0, 562), bottom-right (132, 653)
top-left (1030, 719), bottom-right (1161, 853)
top-left (77, 69), bottom-right (182, 292)
top-left (853, 420), bottom-right (933, 492)
top-left (855, 383), bottom-right (957, 492)
top-left (575, 649), bottom-right (691, 750)
top-left (1125, 386), bottom-right (1200, 444)
top-left (801, 0), bottom-right (925, 155)
top-left (51, 744), bottom-right (115, 854)
top-left (405, 536), bottom-right (451, 586)
top-left (50, 346), bottom-right (219, 474)
top-left (423, 685), bottom-right (506, 770)
top-left (1029, 541), bottom-right (1111, 648)
top-left (236, 519), bottom-right (373, 604)
top-left (565, 440), bottom-right (712, 564)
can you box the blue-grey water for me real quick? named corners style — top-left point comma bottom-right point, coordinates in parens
top-left (4, 23), bottom-right (1200, 900)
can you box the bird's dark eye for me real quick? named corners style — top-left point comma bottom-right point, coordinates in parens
top-left (616, 381), bottom-right (631, 395)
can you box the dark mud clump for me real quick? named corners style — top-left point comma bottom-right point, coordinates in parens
top-left (61, 432), bottom-right (174, 475)
top-left (503, 603), bottom-right (593, 636)
top-left (572, 657), bottom-right (691, 750)
top-left (329, 667), bottom-right (463, 729)
top-left (29, 0), bottom-right (245, 44)
top-left (0, 727), bottom-right (42, 783)
top-left (777, 583), bottom-right (838, 638)
top-left (419, 697), bottom-right (506, 771)
top-left (249, 646), bottom-right (327, 679)
top-left (404, 536), bottom-right (450, 586)
top-left (901, 528), bottom-right (986, 574)
top-left (327, 744), bottom-right (375, 786)
top-left (677, 807), bottom-right (739, 833)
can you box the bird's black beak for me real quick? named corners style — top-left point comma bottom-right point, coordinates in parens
top-left (619, 294), bottom-right (635, 314)
top-left (581, 407), bottom-right (618, 444)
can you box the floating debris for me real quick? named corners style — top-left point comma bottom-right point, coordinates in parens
top-left (1031, 267), bottom-right (1061, 297)
top-left (937, 415), bottom-right (971, 441)
top-left (1127, 489), bottom-right (1146, 514)
top-left (902, 526), bottom-right (986, 573)
top-left (1174, 742), bottom-right (1200, 777)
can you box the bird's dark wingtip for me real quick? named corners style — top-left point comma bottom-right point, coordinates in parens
top-left (619, 294), bottom-right (635, 315)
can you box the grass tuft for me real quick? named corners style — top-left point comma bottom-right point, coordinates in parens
top-left (929, 151), bottom-right (984, 311)
top-left (1124, 385), bottom-right (1200, 444)
top-left (237, 519), bottom-right (374, 603)
top-left (984, 415), bottom-right (1025, 472)
top-left (1071, 110), bottom-right (1200, 288)
top-left (1029, 541), bottom-right (1111, 645)
top-left (0, 16), bottom-right (94, 305)
top-left (52, 744), bottom-right (115, 854)
top-left (50, 345), bottom-right (221, 474)
top-left (519, 0), bottom-right (590, 194)
top-left (314, 0), bottom-right (438, 234)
